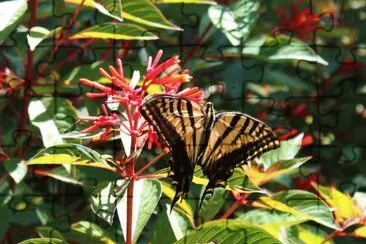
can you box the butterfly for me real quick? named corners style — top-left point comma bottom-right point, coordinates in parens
top-left (140, 95), bottom-right (280, 208)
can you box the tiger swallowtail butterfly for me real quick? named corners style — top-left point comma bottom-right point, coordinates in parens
top-left (140, 95), bottom-right (280, 209)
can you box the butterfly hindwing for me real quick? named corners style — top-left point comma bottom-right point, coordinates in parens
top-left (199, 112), bottom-right (280, 197)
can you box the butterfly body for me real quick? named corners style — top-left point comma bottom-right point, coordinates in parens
top-left (140, 95), bottom-right (280, 208)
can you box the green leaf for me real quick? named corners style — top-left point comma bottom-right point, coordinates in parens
top-left (123, 0), bottom-right (181, 30)
top-left (257, 190), bottom-right (338, 230)
top-left (93, 0), bottom-right (123, 21)
top-left (0, 0), bottom-right (27, 43)
top-left (223, 34), bottom-right (328, 65)
top-left (26, 144), bottom-right (116, 172)
top-left (165, 204), bottom-right (192, 241)
top-left (161, 181), bottom-right (195, 221)
top-left (152, 0), bottom-right (216, 4)
top-left (27, 26), bottom-right (62, 51)
top-left (28, 99), bottom-right (63, 148)
top-left (90, 179), bottom-right (130, 224)
top-left (176, 219), bottom-right (281, 243)
top-left (18, 238), bottom-right (67, 244)
top-left (236, 209), bottom-right (306, 242)
top-left (4, 158), bottom-right (27, 183)
top-left (117, 179), bottom-right (162, 243)
top-left (199, 188), bottom-right (227, 222)
top-left (69, 22), bottom-right (158, 40)
top-left (28, 98), bottom-right (77, 148)
top-left (0, 195), bottom-right (11, 241)
top-left (259, 134), bottom-right (304, 168)
top-left (295, 224), bottom-right (334, 244)
top-left (65, 221), bottom-right (116, 243)
top-left (36, 227), bottom-right (66, 241)
top-left (208, 0), bottom-right (260, 46)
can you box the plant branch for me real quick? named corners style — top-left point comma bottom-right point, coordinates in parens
top-left (182, 23), bottom-right (212, 67)
top-left (17, 0), bottom-right (38, 158)
top-left (135, 150), bottom-right (168, 176)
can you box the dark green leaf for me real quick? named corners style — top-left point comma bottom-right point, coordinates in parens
top-left (199, 188), bottom-right (227, 222)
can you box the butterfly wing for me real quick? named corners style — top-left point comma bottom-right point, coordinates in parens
top-left (199, 112), bottom-right (280, 197)
top-left (140, 95), bottom-right (207, 206)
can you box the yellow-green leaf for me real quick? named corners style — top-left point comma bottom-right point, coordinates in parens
top-left (312, 183), bottom-right (362, 224)
top-left (123, 0), bottom-right (182, 31)
top-left (161, 181), bottom-right (194, 221)
top-left (26, 154), bottom-right (115, 172)
top-left (255, 190), bottom-right (339, 230)
top-left (69, 23), bottom-right (158, 40)
top-left (353, 225), bottom-right (366, 238)
top-left (243, 156), bottom-right (311, 186)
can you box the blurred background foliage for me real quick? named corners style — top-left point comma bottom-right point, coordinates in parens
top-left (0, 0), bottom-right (365, 243)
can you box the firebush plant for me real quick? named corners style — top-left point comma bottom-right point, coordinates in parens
top-left (0, 0), bottom-right (365, 243)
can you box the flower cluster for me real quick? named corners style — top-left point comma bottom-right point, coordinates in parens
top-left (0, 67), bottom-right (24, 96)
top-left (79, 50), bottom-right (204, 161)
top-left (275, 0), bottom-right (321, 40)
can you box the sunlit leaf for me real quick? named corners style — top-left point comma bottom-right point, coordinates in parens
top-left (208, 0), bottom-right (259, 46)
top-left (176, 219), bottom-right (281, 243)
top-left (312, 183), bottom-right (362, 224)
top-left (25, 144), bottom-right (116, 172)
top-left (243, 156), bottom-right (311, 186)
top-left (165, 203), bottom-right (192, 241)
top-left (69, 22), bottom-right (158, 40)
top-left (117, 179), bottom-right (162, 243)
top-left (18, 238), bottom-right (67, 244)
top-left (90, 179), bottom-right (130, 224)
top-left (0, 0), bottom-right (27, 43)
top-left (27, 26), bottom-right (62, 51)
top-left (353, 225), bottom-right (366, 238)
top-left (66, 221), bottom-right (116, 243)
top-left (161, 181), bottom-right (194, 220)
top-left (254, 190), bottom-right (339, 230)
top-left (259, 133), bottom-right (304, 168)
top-left (4, 158), bottom-right (27, 183)
top-left (123, 0), bottom-right (181, 30)
top-left (296, 224), bottom-right (333, 244)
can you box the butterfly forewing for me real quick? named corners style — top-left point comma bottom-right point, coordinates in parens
top-left (140, 95), bottom-right (207, 206)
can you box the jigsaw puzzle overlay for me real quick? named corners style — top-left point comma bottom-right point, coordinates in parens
top-left (0, 0), bottom-right (365, 243)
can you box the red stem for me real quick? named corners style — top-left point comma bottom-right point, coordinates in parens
top-left (126, 103), bottom-right (140, 244)
top-left (219, 199), bottom-right (241, 219)
top-left (17, 0), bottom-right (38, 158)
top-left (181, 23), bottom-right (212, 67)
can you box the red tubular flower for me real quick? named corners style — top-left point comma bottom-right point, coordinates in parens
top-left (302, 134), bottom-right (313, 147)
top-left (275, 0), bottom-right (320, 40)
top-left (79, 50), bottom-right (203, 154)
top-left (176, 87), bottom-right (205, 104)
